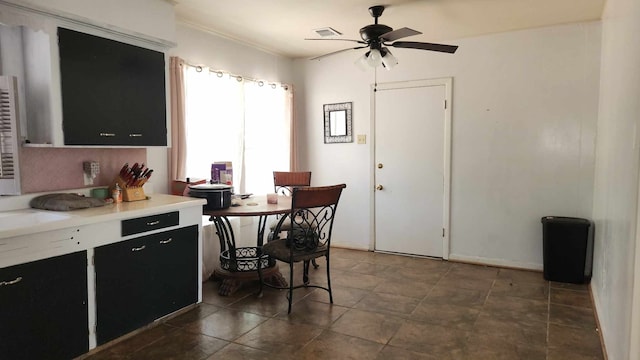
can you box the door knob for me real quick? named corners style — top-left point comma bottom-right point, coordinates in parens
top-left (376, 184), bottom-right (384, 191)
top-left (377, 163), bottom-right (383, 169)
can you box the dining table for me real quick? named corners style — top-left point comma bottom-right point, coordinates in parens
top-left (203, 195), bottom-right (291, 296)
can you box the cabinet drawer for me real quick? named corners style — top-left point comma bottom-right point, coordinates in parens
top-left (121, 211), bottom-right (179, 236)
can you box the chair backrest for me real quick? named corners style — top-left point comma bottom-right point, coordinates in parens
top-left (273, 171), bottom-right (312, 196)
top-left (287, 184), bottom-right (346, 251)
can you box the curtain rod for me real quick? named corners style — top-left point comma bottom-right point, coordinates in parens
top-left (182, 60), bottom-right (291, 91)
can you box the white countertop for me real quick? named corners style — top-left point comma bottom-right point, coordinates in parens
top-left (0, 194), bottom-right (206, 240)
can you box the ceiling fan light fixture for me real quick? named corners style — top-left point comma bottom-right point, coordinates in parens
top-left (381, 48), bottom-right (398, 70)
top-left (367, 48), bottom-right (383, 67)
top-left (355, 51), bottom-right (370, 71)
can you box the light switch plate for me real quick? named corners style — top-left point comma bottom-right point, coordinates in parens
top-left (357, 134), bottom-right (366, 144)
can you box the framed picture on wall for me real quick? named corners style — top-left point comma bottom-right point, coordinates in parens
top-left (323, 102), bottom-right (353, 143)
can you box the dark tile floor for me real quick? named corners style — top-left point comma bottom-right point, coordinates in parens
top-left (85, 248), bottom-right (604, 359)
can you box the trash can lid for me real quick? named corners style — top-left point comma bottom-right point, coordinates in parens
top-left (541, 216), bottom-right (591, 225)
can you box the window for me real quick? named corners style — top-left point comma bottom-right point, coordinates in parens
top-left (183, 66), bottom-right (291, 195)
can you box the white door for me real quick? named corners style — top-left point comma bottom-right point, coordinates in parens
top-left (374, 79), bottom-right (451, 258)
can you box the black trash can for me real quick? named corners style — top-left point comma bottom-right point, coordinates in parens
top-left (541, 216), bottom-right (594, 284)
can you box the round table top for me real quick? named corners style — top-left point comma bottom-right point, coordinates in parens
top-left (202, 195), bottom-right (291, 217)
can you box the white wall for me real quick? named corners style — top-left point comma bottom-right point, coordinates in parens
top-left (294, 21), bottom-right (601, 268)
top-left (291, 51), bottom-right (376, 250)
top-left (14, 0), bottom-right (176, 42)
top-left (591, 0), bottom-right (640, 357)
top-left (171, 24), bottom-right (294, 84)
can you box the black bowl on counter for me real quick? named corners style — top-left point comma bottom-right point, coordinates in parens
top-left (188, 184), bottom-right (233, 210)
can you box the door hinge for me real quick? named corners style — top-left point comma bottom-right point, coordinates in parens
top-left (442, 228), bottom-right (445, 237)
top-left (444, 100), bottom-right (447, 109)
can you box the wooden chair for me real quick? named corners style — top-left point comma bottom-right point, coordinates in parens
top-left (258, 184), bottom-right (346, 314)
top-left (273, 171), bottom-right (312, 196)
top-left (268, 171), bottom-right (312, 238)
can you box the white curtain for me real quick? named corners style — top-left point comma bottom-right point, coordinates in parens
top-left (243, 81), bottom-right (291, 195)
top-left (183, 65), bottom-right (291, 195)
top-left (169, 57), bottom-right (187, 182)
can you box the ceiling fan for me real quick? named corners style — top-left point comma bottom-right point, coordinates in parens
top-left (306, 5), bottom-right (458, 69)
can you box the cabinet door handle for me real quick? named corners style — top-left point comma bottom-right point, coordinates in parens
top-left (146, 221), bottom-right (160, 226)
top-left (99, 133), bottom-right (116, 137)
top-left (131, 245), bottom-right (146, 252)
top-left (0, 276), bottom-right (22, 286)
top-left (159, 238), bottom-right (173, 245)
top-left (129, 133), bottom-right (143, 137)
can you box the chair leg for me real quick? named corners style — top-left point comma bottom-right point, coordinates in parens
top-left (312, 258), bottom-right (320, 269)
top-left (326, 254), bottom-right (333, 304)
top-left (256, 251), bottom-right (264, 298)
top-left (303, 260), bottom-right (310, 285)
top-left (288, 261), bottom-right (294, 314)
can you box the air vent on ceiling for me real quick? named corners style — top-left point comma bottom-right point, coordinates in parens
top-left (314, 27), bottom-right (342, 37)
top-left (0, 76), bottom-right (21, 195)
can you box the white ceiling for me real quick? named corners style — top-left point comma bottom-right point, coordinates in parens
top-left (172, 0), bottom-right (605, 60)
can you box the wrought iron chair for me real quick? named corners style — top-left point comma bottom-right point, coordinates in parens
top-left (258, 184), bottom-right (346, 314)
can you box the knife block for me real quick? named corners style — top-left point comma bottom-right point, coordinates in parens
top-left (114, 176), bottom-right (147, 202)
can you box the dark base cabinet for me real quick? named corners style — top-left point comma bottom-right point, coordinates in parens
top-left (95, 225), bottom-right (198, 345)
top-left (0, 251), bottom-right (89, 360)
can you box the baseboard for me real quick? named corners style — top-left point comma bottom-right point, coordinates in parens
top-left (331, 242), bottom-right (370, 252)
top-left (590, 285), bottom-right (609, 359)
top-left (327, 249), bottom-right (545, 271)
top-left (448, 253), bottom-right (543, 271)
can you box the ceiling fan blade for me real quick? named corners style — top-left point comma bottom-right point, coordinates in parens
top-left (390, 41), bottom-right (458, 53)
top-left (379, 27), bottom-right (422, 42)
top-left (305, 38), bottom-right (367, 44)
top-left (310, 46), bottom-right (367, 61)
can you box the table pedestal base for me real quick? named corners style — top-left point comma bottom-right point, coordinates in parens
top-left (213, 265), bottom-right (288, 296)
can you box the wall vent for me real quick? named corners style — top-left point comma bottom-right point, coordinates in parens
top-left (0, 76), bottom-right (21, 195)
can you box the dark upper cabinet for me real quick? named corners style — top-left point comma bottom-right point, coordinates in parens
top-left (0, 251), bottom-right (89, 360)
top-left (58, 27), bottom-right (167, 146)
